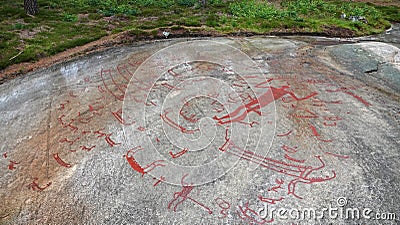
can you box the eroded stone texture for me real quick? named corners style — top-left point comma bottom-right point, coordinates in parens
top-left (0, 37), bottom-right (399, 224)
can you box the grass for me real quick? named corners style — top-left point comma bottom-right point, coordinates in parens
top-left (0, 0), bottom-right (399, 71)
top-left (225, 0), bottom-right (391, 34)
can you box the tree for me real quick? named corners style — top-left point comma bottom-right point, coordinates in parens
top-left (24, 0), bottom-right (39, 16)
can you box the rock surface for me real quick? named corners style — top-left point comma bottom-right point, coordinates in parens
top-left (0, 36), bottom-right (399, 224)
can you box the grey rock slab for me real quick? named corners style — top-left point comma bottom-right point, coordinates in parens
top-left (0, 37), bottom-right (399, 224)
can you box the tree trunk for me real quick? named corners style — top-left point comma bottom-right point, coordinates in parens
top-left (24, 0), bottom-right (39, 16)
top-left (200, 0), bottom-right (207, 7)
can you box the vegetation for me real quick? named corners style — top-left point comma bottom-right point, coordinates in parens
top-left (1, 0), bottom-right (399, 71)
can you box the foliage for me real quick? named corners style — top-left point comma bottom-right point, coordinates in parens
top-left (62, 13), bottom-right (78, 22)
top-left (0, 0), bottom-right (399, 71)
top-left (230, 0), bottom-right (384, 21)
top-left (175, 0), bottom-right (198, 7)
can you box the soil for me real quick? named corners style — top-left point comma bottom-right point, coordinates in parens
top-left (1, 0), bottom-right (398, 84)
top-left (0, 25), bottom-right (360, 85)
